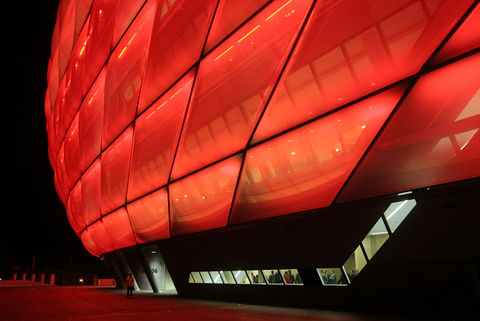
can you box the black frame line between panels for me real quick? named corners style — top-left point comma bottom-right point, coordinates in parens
top-left (75, 2), bottom-right (479, 236)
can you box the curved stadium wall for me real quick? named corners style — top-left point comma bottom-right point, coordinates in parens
top-left (45, 0), bottom-right (479, 291)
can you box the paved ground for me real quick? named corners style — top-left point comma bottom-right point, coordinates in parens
top-left (0, 283), bottom-right (426, 321)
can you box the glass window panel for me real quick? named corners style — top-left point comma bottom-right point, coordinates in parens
top-left (317, 268), bottom-right (348, 286)
top-left (430, 3), bottom-right (480, 66)
top-left (280, 269), bottom-right (303, 285)
top-left (138, 0), bottom-right (217, 113)
top-left (82, 159), bottom-right (102, 225)
top-left (102, 208), bottom-right (136, 250)
top-left (126, 188), bottom-right (170, 244)
top-left (253, 0), bottom-right (473, 143)
top-left (170, 0), bottom-right (313, 180)
top-left (337, 53), bottom-right (480, 203)
top-left (200, 271), bottom-right (213, 284)
top-left (79, 68), bottom-right (105, 172)
top-left (385, 199), bottom-right (417, 233)
top-left (262, 270), bottom-right (283, 285)
top-left (219, 271), bottom-right (236, 284)
top-left (101, 126), bottom-right (133, 215)
top-left (343, 245), bottom-right (367, 279)
top-left (362, 218), bottom-right (389, 260)
top-left (209, 271), bottom-right (223, 284)
top-left (102, 0), bottom-right (157, 148)
top-left (247, 270), bottom-right (266, 285)
top-left (204, 0), bottom-right (271, 53)
top-left (169, 155), bottom-right (242, 236)
top-left (189, 273), bottom-right (195, 283)
top-left (233, 270), bottom-right (250, 284)
top-left (127, 72), bottom-right (194, 202)
top-left (191, 271), bottom-right (203, 283)
top-left (230, 87), bottom-right (404, 225)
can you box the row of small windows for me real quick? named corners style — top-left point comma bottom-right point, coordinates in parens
top-left (189, 269), bottom-right (303, 285)
top-left (189, 197), bottom-right (417, 287)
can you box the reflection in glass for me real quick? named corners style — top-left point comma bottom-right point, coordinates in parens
top-left (385, 199), bottom-right (417, 233)
top-left (231, 86), bottom-right (404, 225)
top-left (343, 245), bottom-right (367, 280)
top-left (317, 268), bottom-right (348, 286)
top-left (233, 270), bottom-right (250, 284)
top-left (209, 271), bottom-right (223, 284)
top-left (170, 0), bottom-right (313, 180)
top-left (362, 218), bottom-right (389, 260)
top-left (247, 270), bottom-right (266, 284)
top-left (280, 269), bottom-right (303, 285)
top-left (219, 271), bottom-right (236, 284)
top-left (253, 0), bottom-right (473, 142)
top-left (337, 54), bottom-right (480, 202)
top-left (200, 271), bottom-right (213, 284)
top-left (262, 270), bottom-right (283, 285)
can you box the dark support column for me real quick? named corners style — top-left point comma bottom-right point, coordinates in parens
top-left (137, 248), bottom-right (159, 293)
top-left (117, 252), bottom-right (140, 291)
top-left (104, 254), bottom-right (124, 289)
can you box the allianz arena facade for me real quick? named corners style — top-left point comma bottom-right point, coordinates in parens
top-left (46, 0), bottom-right (479, 312)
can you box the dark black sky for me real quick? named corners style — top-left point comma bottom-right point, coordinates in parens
top-left (8, 1), bottom-right (107, 274)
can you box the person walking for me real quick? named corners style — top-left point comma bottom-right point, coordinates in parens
top-left (125, 273), bottom-right (134, 298)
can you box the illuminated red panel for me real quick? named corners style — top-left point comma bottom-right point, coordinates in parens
top-left (83, 0), bottom-right (119, 95)
top-left (64, 114), bottom-right (82, 189)
top-left (60, 15), bottom-right (90, 129)
top-left (203, 0), bottom-right (270, 53)
top-left (102, 208), bottom-right (136, 249)
top-left (88, 220), bottom-right (115, 254)
top-left (54, 144), bottom-right (70, 203)
top-left (46, 53), bottom-right (60, 111)
top-left (230, 86), bottom-right (406, 225)
top-left (68, 182), bottom-right (86, 234)
top-left (137, 0), bottom-right (217, 113)
top-left (429, 3), bottom-right (480, 66)
top-left (170, 155), bottom-right (242, 236)
top-left (126, 188), bottom-right (170, 243)
top-left (57, 0), bottom-right (77, 80)
top-left (55, 0), bottom-right (91, 80)
top-left (102, 0), bottom-right (157, 148)
top-left (66, 197), bottom-right (83, 236)
top-left (82, 159), bottom-right (102, 225)
top-left (47, 115), bottom-right (57, 168)
top-left (171, 0), bottom-right (313, 180)
top-left (52, 76), bottom-right (68, 154)
top-left (337, 54), bottom-right (480, 203)
top-left (44, 88), bottom-right (52, 123)
top-left (80, 228), bottom-right (102, 257)
top-left (101, 126), bottom-right (133, 215)
top-left (128, 72), bottom-right (194, 202)
top-left (79, 68), bottom-right (105, 173)
top-left (252, 0), bottom-right (474, 143)
top-left (112, 0), bottom-right (146, 46)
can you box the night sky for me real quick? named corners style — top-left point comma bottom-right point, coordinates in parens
top-left (7, 1), bottom-right (107, 275)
